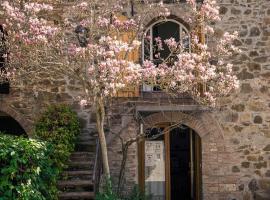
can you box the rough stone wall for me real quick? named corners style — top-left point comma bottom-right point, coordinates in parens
top-left (107, 119), bottom-right (138, 191)
top-left (108, 0), bottom-right (270, 199)
top-left (1, 0), bottom-right (270, 199)
top-left (211, 0), bottom-right (270, 199)
top-left (0, 74), bottom-right (95, 137)
top-left (0, 1), bottom-right (95, 136)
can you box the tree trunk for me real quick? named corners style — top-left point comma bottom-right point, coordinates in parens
top-left (96, 97), bottom-right (110, 178)
top-left (117, 141), bottom-right (128, 194)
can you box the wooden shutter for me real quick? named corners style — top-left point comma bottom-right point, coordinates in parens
top-left (114, 15), bottom-right (140, 98)
top-left (196, 19), bottom-right (206, 96)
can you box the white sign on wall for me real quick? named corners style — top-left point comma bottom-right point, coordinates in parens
top-left (145, 141), bottom-right (165, 182)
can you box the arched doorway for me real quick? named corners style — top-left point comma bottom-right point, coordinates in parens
top-left (0, 111), bottom-right (26, 136)
top-left (139, 124), bottom-right (202, 200)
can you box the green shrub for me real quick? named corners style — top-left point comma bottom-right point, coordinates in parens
top-left (95, 180), bottom-right (120, 200)
top-left (0, 105), bottom-right (80, 200)
top-left (0, 134), bottom-right (59, 200)
top-left (96, 179), bottom-right (149, 200)
top-left (123, 186), bottom-right (149, 200)
top-left (34, 104), bottom-right (80, 168)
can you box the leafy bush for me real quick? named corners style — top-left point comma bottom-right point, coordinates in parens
top-left (96, 179), bottom-right (149, 200)
top-left (0, 134), bottom-right (59, 200)
top-left (34, 104), bottom-right (80, 168)
top-left (95, 180), bottom-right (120, 200)
top-left (0, 105), bottom-right (80, 200)
top-left (123, 186), bottom-right (149, 200)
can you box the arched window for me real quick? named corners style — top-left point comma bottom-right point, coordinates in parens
top-left (142, 19), bottom-right (190, 91)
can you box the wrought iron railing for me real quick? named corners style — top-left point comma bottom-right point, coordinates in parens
top-left (92, 138), bottom-right (103, 195)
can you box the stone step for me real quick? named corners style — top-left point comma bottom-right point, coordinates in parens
top-left (68, 156), bottom-right (93, 162)
top-left (67, 161), bottom-right (94, 171)
top-left (76, 140), bottom-right (95, 144)
top-left (76, 141), bottom-right (96, 146)
top-left (69, 155), bottom-right (94, 162)
top-left (77, 135), bottom-right (96, 141)
top-left (58, 191), bottom-right (94, 200)
top-left (63, 170), bottom-right (93, 176)
top-left (70, 152), bottom-right (95, 160)
top-left (76, 140), bottom-right (95, 145)
top-left (75, 143), bottom-right (95, 152)
top-left (68, 158), bottom-right (92, 162)
top-left (57, 180), bottom-right (93, 191)
top-left (62, 170), bottom-right (93, 180)
top-left (75, 142), bottom-right (96, 152)
top-left (78, 132), bottom-right (96, 137)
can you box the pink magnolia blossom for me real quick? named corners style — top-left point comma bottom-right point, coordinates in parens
top-left (24, 3), bottom-right (53, 12)
top-left (2, 1), bottom-right (58, 44)
top-left (1, 1), bottom-right (241, 178)
top-left (200, 0), bottom-right (221, 21)
top-left (164, 38), bottom-right (178, 49)
top-left (80, 99), bottom-right (88, 107)
top-left (97, 17), bottom-right (110, 28)
top-left (77, 2), bottom-right (88, 10)
top-left (1, 0), bottom-right (239, 107)
top-left (154, 37), bottom-right (163, 50)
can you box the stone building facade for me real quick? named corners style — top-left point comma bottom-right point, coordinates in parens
top-left (1, 0), bottom-right (270, 199)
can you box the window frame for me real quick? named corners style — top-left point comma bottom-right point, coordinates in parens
top-left (142, 19), bottom-right (190, 92)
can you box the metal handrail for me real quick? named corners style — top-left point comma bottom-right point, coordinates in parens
top-left (93, 138), bottom-right (102, 195)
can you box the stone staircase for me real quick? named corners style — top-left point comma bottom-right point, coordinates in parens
top-left (58, 131), bottom-right (97, 200)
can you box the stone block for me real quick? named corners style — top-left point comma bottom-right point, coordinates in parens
top-left (231, 104), bottom-right (245, 112)
top-left (241, 83), bottom-right (253, 93)
top-left (253, 116), bottom-right (263, 124)
top-left (242, 162), bottom-right (250, 168)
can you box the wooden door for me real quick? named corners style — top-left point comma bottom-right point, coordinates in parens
top-left (138, 124), bottom-right (202, 200)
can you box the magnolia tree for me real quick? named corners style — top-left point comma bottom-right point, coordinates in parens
top-left (1, 0), bottom-right (239, 177)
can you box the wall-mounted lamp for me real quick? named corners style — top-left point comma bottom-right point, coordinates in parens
top-left (75, 25), bottom-right (89, 47)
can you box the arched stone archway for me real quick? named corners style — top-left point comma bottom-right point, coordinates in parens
top-left (0, 103), bottom-right (32, 135)
top-left (0, 110), bottom-right (27, 136)
top-left (141, 111), bottom-right (225, 199)
top-left (142, 7), bottom-right (192, 30)
top-left (142, 111), bottom-right (224, 140)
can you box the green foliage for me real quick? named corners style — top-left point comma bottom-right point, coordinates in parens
top-left (96, 180), bottom-right (120, 200)
top-left (34, 104), bottom-right (80, 168)
top-left (0, 104), bottom-right (81, 200)
top-left (96, 179), bottom-right (149, 200)
top-left (0, 134), bottom-right (59, 200)
top-left (123, 186), bottom-right (149, 200)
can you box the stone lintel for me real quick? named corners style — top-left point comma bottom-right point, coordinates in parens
top-left (136, 105), bottom-right (211, 114)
